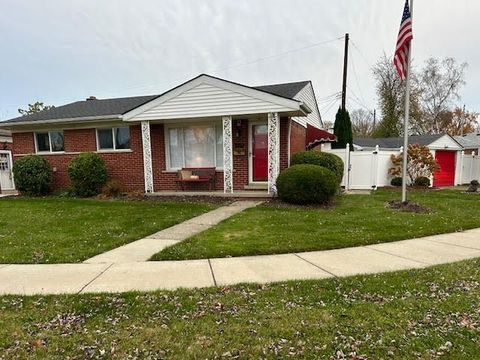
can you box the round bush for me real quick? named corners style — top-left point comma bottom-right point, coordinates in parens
top-left (290, 151), bottom-right (344, 183)
top-left (68, 153), bottom-right (108, 197)
top-left (12, 155), bottom-right (52, 196)
top-left (414, 176), bottom-right (430, 188)
top-left (276, 164), bottom-right (338, 205)
top-left (391, 177), bottom-right (402, 187)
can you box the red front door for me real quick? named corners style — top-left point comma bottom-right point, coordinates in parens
top-left (433, 151), bottom-right (456, 187)
top-left (252, 124), bottom-right (268, 182)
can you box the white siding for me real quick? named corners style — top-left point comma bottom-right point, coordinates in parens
top-left (129, 83), bottom-right (297, 121)
top-left (292, 82), bottom-right (322, 128)
top-left (429, 135), bottom-right (462, 150)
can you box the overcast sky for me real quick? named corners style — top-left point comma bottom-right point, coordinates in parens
top-left (1, 0), bottom-right (479, 123)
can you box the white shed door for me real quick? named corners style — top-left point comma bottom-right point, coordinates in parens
top-left (0, 151), bottom-right (15, 191)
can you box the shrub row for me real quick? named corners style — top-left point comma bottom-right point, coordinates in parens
top-left (390, 176), bottom-right (431, 188)
top-left (13, 153), bottom-right (109, 197)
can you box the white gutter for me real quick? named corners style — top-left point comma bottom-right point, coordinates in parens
top-left (0, 115), bottom-right (123, 128)
top-left (299, 102), bottom-right (312, 115)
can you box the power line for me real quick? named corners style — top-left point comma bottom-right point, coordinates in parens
top-left (349, 50), bottom-right (368, 108)
top-left (347, 94), bottom-right (371, 113)
top-left (347, 85), bottom-right (371, 112)
top-left (350, 40), bottom-right (373, 69)
top-left (100, 35), bottom-right (346, 97)
top-left (4, 35), bottom-right (346, 115)
top-left (317, 92), bottom-right (342, 105)
top-left (320, 94), bottom-right (342, 116)
top-left (213, 36), bottom-right (345, 75)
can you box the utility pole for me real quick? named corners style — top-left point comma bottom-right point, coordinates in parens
top-left (341, 33), bottom-right (349, 110)
top-left (460, 104), bottom-right (466, 136)
top-left (373, 109), bottom-right (376, 129)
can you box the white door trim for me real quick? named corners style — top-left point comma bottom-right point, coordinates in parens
top-left (248, 120), bottom-right (268, 184)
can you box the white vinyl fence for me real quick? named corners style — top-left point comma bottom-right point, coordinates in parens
top-left (322, 144), bottom-right (401, 190)
top-left (457, 151), bottom-right (480, 185)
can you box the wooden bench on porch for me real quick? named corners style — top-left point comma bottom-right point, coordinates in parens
top-left (176, 167), bottom-right (216, 191)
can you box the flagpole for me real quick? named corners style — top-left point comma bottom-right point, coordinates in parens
top-left (401, 0), bottom-right (413, 203)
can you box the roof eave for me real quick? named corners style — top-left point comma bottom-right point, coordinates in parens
top-left (299, 103), bottom-right (312, 115)
top-left (0, 115), bottom-right (123, 129)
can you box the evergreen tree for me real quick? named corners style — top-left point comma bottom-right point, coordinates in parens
top-left (332, 108), bottom-right (353, 151)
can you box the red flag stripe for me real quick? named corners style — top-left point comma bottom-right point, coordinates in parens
top-left (394, 0), bottom-right (413, 80)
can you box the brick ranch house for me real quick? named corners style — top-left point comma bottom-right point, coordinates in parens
top-left (0, 74), bottom-right (335, 194)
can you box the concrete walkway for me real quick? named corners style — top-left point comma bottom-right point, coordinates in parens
top-left (85, 201), bottom-right (261, 263)
top-left (0, 228), bottom-right (479, 295)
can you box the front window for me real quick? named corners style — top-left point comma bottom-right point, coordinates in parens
top-left (35, 131), bottom-right (64, 153)
top-left (97, 127), bottom-right (130, 150)
top-left (167, 124), bottom-right (223, 169)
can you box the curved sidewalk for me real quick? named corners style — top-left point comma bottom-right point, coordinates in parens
top-left (1, 228), bottom-right (479, 295)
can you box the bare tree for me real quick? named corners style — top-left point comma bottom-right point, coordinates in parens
top-left (373, 55), bottom-right (468, 136)
top-left (351, 109), bottom-right (375, 138)
top-left (372, 55), bottom-right (421, 137)
top-left (416, 57), bottom-right (467, 134)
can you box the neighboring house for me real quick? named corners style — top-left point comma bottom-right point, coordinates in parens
top-left (0, 74), bottom-right (329, 194)
top-left (454, 133), bottom-right (480, 155)
top-left (354, 134), bottom-right (463, 187)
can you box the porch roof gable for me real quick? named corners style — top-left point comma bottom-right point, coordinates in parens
top-left (123, 74), bottom-right (310, 121)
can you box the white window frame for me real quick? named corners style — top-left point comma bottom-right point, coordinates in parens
top-left (96, 126), bottom-right (131, 152)
top-left (164, 122), bottom-right (223, 171)
top-left (34, 131), bottom-right (65, 154)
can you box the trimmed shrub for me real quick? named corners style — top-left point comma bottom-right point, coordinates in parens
top-left (414, 176), bottom-right (431, 188)
top-left (291, 151), bottom-right (344, 183)
top-left (68, 153), bottom-right (108, 197)
top-left (276, 164), bottom-right (338, 205)
top-left (12, 155), bottom-right (52, 196)
top-left (391, 177), bottom-right (402, 187)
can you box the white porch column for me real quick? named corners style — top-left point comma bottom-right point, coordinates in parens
top-left (267, 112), bottom-right (280, 194)
top-left (141, 121), bottom-right (154, 193)
top-left (222, 116), bottom-right (233, 193)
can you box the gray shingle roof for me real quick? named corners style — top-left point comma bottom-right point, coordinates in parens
top-left (354, 134), bottom-right (444, 148)
top-left (454, 133), bottom-right (480, 149)
top-left (254, 81), bottom-right (310, 99)
top-left (2, 95), bottom-right (158, 124)
top-left (0, 76), bottom-right (310, 126)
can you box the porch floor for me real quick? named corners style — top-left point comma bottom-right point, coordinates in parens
top-left (148, 190), bottom-right (273, 199)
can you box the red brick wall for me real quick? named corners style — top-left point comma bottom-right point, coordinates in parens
top-left (289, 120), bottom-right (307, 159)
top-left (232, 119), bottom-right (249, 190)
top-left (12, 126), bottom-right (145, 191)
top-left (10, 118), bottom-right (294, 192)
top-left (280, 117), bottom-right (289, 171)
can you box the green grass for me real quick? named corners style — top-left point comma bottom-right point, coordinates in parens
top-left (1, 259), bottom-right (480, 358)
top-left (153, 189), bottom-right (480, 261)
top-left (0, 197), bottom-right (216, 264)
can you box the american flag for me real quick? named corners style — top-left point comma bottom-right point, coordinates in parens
top-left (394, 0), bottom-right (413, 80)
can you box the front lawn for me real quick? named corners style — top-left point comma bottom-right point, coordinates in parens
top-left (0, 197), bottom-right (216, 264)
top-left (153, 189), bottom-right (480, 261)
top-left (1, 259), bottom-right (479, 358)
